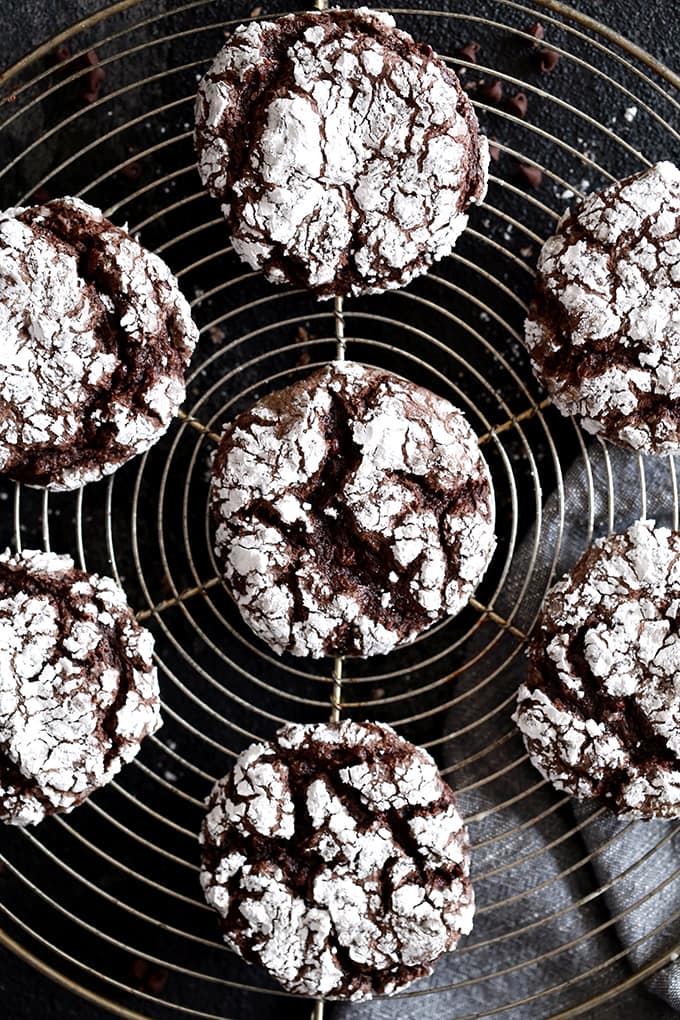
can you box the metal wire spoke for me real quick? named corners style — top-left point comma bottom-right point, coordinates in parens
top-left (0, 2), bottom-right (679, 1019)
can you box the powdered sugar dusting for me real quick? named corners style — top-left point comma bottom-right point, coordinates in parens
top-left (0, 197), bottom-right (198, 489)
top-left (514, 520), bottom-right (680, 817)
top-left (210, 361), bottom-right (496, 658)
top-left (0, 549), bottom-right (161, 826)
top-left (195, 8), bottom-right (488, 297)
top-left (526, 162), bottom-right (680, 453)
top-left (200, 720), bottom-right (473, 999)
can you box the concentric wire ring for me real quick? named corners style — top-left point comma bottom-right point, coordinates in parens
top-left (0, 2), bottom-right (679, 1018)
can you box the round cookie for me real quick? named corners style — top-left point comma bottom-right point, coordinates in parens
top-left (195, 8), bottom-right (488, 298)
top-left (0, 549), bottom-right (161, 826)
top-left (514, 520), bottom-right (680, 818)
top-left (526, 161), bottom-right (680, 454)
top-left (0, 196), bottom-right (198, 489)
top-left (200, 720), bottom-right (474, 999)
top-left (210, 361), bottom-right (496, 658)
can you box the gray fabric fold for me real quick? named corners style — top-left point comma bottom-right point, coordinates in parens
top-left (336, 440), bottom-right (680, 1019)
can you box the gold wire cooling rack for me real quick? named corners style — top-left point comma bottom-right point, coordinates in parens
top-left (1, 1), bottom-right (680, 1018)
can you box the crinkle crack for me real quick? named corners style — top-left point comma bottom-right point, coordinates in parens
top-left (210, 361), bottom-right (496, 658)
top-left (199, 720), bottom-right (473, 999)
top-left (0, 196), bottom-right (198, 489)
top-left (514, 519), bottom-right (680, 817)
top-left (195, 8), bottom-right (488, 297)
top-left (526, 161), bottom-right (680, 453)
top-left (0, 548), bottom-right (161, 826)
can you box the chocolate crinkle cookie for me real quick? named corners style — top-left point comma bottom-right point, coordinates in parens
top-left (195, 8), bottom-right (488, 298)
top-left (526, 161), bottom-right (680, 454)
top-left (0, 549), bottom-right (161, 826)
top-left (210, 361), bottom-right (496, 658)
top-left (0, 196), bottom-right (198, 489)
top-left (200, 720), bottom-right (473, 999)
top-left (514, 520), bottom-right (680, 818)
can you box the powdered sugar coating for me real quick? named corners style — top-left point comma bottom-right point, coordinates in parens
top-left (526, 162), bottom-right (680, 453)
top-left (210, 361), bottom-right (496, 658)
top-left (0, 549), bottom-right (161, 826)
top-left (0, 197), bottom-right (198, 489)
top-left (200, 720), bottom-right (473, 999)
top-left (514, 520), bottom-right (680, 817)
top-left (195, 8), bottom-right (488, 298)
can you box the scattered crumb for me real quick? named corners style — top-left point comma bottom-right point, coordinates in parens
top-left (208, 325), bottom-right (226, 344)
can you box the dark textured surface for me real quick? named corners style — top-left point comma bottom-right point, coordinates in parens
top-left (0, 1), bottom-right (677, 75)
top-left (0, 2), bottom-right (678, 1019)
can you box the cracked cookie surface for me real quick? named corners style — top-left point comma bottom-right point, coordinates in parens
top-left (515, 520), bottom-right (680, 817)
top-left (0, 549), bottom-right (161, 826)
top-left (194, 8), bottom-right (488, 298)
top-left (210, 361), bottom-right (496, 658)
top-left (526, 161), bottom-right (680, 453)
top-left (0, 196), bottom-right (198, 489)
top-left (200, 720), bottom-right (473, 999)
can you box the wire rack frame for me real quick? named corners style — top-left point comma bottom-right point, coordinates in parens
top-left (0, 1), bottom-right (679, 1019)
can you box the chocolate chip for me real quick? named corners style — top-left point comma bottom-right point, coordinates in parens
top-left (479, 78), bottom-right (503, 104)
top-left (538, 48), bottom-right (560, 73)
top-left (87, 67), bottom-right (106, 88)
top-left (120, 162), bottom-right (142, 181)
top-left (131, 959), bottom-right (147, 981)
top-left (146, 967), bottom-right (169, 994)
top-left (527, 21), bottom-right (545, 42)
top-left (488, 142), bottom-right (500, 162)
top-left (130, 958), bottom-right (167, 994)
top-left (456, 42), bottom-right (480, 63)
top-left (506, 92), bottom-right (528, 118)
top-left (79, 50), bottom-right (105, 103)
top-left (517, 163), bottom-right (542, 188)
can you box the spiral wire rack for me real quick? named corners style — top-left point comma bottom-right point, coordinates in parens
top-left (1, 1), bottom-right (680, 1018)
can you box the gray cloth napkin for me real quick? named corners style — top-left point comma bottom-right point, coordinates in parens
top-left (335, 439), bottom-right (680, 1019)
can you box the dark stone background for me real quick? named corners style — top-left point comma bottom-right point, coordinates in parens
top-left (0, 2), bottom-right (678, 1019)
top-left (0, 1), bottom-right (677, 73)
